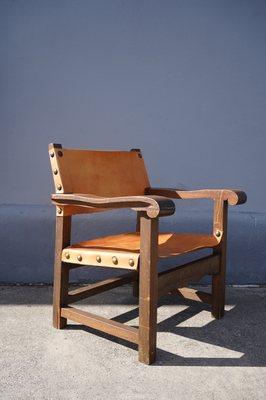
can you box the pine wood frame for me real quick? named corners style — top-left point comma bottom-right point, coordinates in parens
top-left (49, 143), bottom-right (246, 364)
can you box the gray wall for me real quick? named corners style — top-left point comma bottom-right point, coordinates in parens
top-left (0, 0), bottom-right (265, 283)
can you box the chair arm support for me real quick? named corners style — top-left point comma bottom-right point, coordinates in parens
top-left (146, 188), bottom-right (247, 206)
top-left (51, 193), bottom-right (175, 218)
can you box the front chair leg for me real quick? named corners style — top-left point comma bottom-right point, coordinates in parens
top-left (212, 255), bottom-right (226, 319)
top-left (212, 201), bottom-right (228, 319)
top-left (138, 214), bottom-right (159, 364)
top-left (132, 212), bottom-right (141, 298)
top-left (53, 215), bottom-right (71, 329)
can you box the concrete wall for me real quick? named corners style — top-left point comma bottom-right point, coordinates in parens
top-left (0, 0), bottom-right (265, 283)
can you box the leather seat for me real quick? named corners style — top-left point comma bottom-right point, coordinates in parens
top-left (62, 232), bottom-right (219, 269)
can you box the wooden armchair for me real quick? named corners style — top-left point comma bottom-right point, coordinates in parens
top-left (49, 143), bottom-right (247, 364)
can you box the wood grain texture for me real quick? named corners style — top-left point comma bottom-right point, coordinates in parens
top-left (61, 307), bottom-right (139, 344)
top-left (53, 216), bottom-right (71, 329)
top-left (51, 192), bottom-right (175, 218)
top-left (158, 255), bottom-right (220, 298)
top-left (132, 211), bottom-right (142, 297)
top-left (138, 214), bottom-right (158, 364)
top-left (146, 187), bottom-right (247, 206)
top-left (212, 200), bottom-right (228, 319)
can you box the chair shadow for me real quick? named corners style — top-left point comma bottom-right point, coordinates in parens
top-left (66, 288), bottom-right (266, 367)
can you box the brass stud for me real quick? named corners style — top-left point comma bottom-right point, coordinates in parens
top-left (57, 207), bottom-right (62, 214)
top-left (54, 169), bottom-right (58, 175)
top-left (129, 259), bottom-right (135, 267)
top-left (65, 252), bottom-right (70, 259)
top-left (57, 184), bottom-right (62, 190)
top-left (58, 151), bottom-right (63, 157)
top-left (215, 230), bottom-right (221, 237)
top-left (50, 152), bottom-right (54, 158)
top-left (77, 255), bottom-right (82, 262)
top-left (96, 255), bottom-right (101, 263)
top-left (112, 256), bottom-right (118, 265)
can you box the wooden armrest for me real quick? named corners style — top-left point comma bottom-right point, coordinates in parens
top-left (146, 188), bottom-right (247, 206)
top-left (51, 193), bottom-right (175, 218)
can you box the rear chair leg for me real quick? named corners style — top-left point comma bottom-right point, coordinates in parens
top-left (138, 214), bottom-right (158, 364)
top-left (53, 215), bottom-right (71, 329)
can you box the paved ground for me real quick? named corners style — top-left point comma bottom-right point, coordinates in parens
top-left (0, 285), bottom-right (265, 400)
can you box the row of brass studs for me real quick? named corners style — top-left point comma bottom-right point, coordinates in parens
top-left (50, 150), bottom-right (63, 158)
top-left (64, 252), bottom-right (135, 267)
top-left (50, 150), bottom-right (63, 191)
top-left (64, 252), bottom-right (82, 261)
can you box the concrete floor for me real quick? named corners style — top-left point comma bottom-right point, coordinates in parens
top-left (0, 285), bottom-right (265, 400)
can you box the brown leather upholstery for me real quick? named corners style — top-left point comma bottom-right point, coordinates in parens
top-left (50, 147), bottom-right (150, 196)
top-left (62, 232), bottom-right (219, 269)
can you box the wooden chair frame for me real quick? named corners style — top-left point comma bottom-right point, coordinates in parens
top-left (49, 143), bottom-right (247, 364)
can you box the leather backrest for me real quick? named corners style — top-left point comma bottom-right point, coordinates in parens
top-left (49, 144), bottom-right (150, 197)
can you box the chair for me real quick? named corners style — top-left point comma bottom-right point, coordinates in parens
top-left (48, 143), bottom-right (247, 364)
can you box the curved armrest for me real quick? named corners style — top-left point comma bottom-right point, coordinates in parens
top-left (146, 188), bottom-right (247, 206)
top-left (51, 193), bottom-right (175, 218)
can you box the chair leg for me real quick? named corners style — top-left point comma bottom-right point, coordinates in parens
top-left (53, 215), bottom-right (71, 329)
top-left (212, 201), bottom-right (228, 319)
top-left (212, 249), bottom-right (226, 319)
top-left (132, 211), bottom-right (141, 298)
top-left (138, 214), bottom-right (158, 365)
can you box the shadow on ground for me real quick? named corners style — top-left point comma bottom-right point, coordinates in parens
top-left (1, 285), bottom-right (265, 367)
